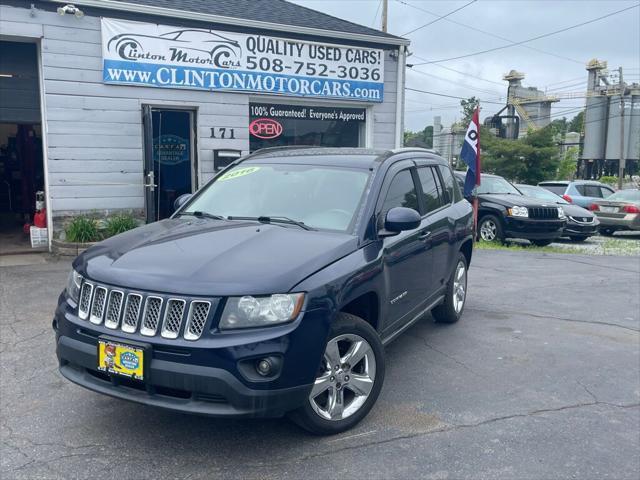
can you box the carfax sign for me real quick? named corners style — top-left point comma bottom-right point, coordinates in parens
top-left (101, 19), bottom-right (384, 102)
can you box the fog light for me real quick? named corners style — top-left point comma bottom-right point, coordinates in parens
top-left (256, 358), bottom-right (272, 376)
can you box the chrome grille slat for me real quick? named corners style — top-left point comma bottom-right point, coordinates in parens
top-left (184, 301), bottom-right (211, 341)
top-left (78, 282), bottom-right (94, 320)
top-left (122, 293), bottom-right (142, 333)
top-left (161, 299), bottom-right (186, 339)
top-left (140, 296), bottom-right (163, 337)
top-left (104, 290), bottom-right (124, 329)
top-left (89, 286), bottom-right (108, 325)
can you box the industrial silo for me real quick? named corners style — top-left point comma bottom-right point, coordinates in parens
top-left (582, 60), bottom-right (607, 161)
top-left (605, 92), bottom-right (635, 161)
top-left (627, 86), bottom-right (640, 162)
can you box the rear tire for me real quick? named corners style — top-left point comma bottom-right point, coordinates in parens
top-left (289, 313), bottom-right (385, 435)
top-left (532, 239), bottom-right (553, 247)
top-left (478, 215), bottom-right (504, 243)
top-left (433, 253), bottom-right (468, 324)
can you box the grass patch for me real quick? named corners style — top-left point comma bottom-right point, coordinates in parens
top-left (475, 240), bottom-right (577, 254)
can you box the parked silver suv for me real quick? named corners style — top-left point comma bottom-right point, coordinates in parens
top-left (538, 180), bottom-right (614, 209)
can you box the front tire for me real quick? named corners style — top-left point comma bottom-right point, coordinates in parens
top-left (532, 239), bottom-right (553, 246)
top-left (569, 235), bottom-right (588, 242)
top-left (600, 227), bottom-right (616, 236)
top-left (478, 215), bottom-right (504, 243)
top-left (433, 252), bottom-right (468, 324)
top-left (289, 313), bottom-right (385, 435)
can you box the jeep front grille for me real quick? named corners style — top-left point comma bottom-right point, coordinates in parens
top-left (161, 299), bottom-right (186, 339)
top-left (184, 301), bottom-right (211, 341)
top-left (140, 296), bottom-right (163, 336)
top-left (122, 294), bottom-right (142, 333)
top-left (77, 280), bottom-right (215, 340)
top-left (104, 290), bottom-right (124, 329)
top-left (528, 207), bottom-right (559, 219)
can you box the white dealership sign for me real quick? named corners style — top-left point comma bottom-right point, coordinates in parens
top-left (101, 19), bottom-right (384, 102)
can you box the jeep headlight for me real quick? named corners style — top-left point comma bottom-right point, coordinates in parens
top-left (219, 293), bottom-right (305, 330)
top-left (557, 207), bottom-right (566, 219)
top-left (66, 269), bottom-right (83, 303)
top-left (507, 206), bottom-right (529, 218)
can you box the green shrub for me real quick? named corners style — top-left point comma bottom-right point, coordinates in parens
top-left (65, 217), bottom-right (100, 243)
top-left (105, 214), bottom-right (138, 237)
top-left (598, 175), bottom-right (617, 186)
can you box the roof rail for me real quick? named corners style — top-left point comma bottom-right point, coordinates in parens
top-left (390, 147), bottom-right (440, 155)
top-left (241, 145), bottom-right (319, 161)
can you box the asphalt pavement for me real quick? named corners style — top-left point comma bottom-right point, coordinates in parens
top-left (1, 250), bottom-right (639, 479)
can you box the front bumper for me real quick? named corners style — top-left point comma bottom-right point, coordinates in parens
top-left (563, 219), bottom-right (599, 237)
top-left (53, 297), bottom-right (329, 418)
top-left (503, 217), bottom-right (565, 240)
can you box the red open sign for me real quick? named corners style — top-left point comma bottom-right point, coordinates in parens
top-left (249, 118), bottom-right (283, 139)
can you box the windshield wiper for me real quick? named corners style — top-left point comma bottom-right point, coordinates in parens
top-left (177, 211), bottom-right (226, 221)
top-left (227, 215), bottom-right (315, 231)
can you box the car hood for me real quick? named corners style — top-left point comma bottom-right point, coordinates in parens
top-left (561, 203), bottom-right (595, 217)
top-left (478, 193), bottom-right (559, 207)
top-left (75, 219), bottom-right (358, 296)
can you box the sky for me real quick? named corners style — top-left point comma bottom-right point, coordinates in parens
top-left (290, 0), bottom-right (640, 131)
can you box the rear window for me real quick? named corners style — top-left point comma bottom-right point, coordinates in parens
top-left (583, 185), bottom-right (604, 198)
top-left (437, 165), bottom-right (457, 203)
top-left (539, 184), bottom-right (567, 196)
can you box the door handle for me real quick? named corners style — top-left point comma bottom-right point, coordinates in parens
top-left (418, 230), bottom-right (432, 240)
top-left (144, 172), bottom-right (157, 191)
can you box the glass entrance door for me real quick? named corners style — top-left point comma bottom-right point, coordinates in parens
top-left (143, 107), bottom-right (195, 222)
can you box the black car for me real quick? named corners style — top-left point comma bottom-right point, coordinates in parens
top-left (454, 172), bottom-right (566, 246)
top-left (516, 184), bottom-right (599, 242)
top-left (54, 147), bottom-right (474, 435)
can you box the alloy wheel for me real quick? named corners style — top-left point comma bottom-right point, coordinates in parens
top-left (309, 334), bottom-right (376, 421)
top-left (452, 260), bottom-right (467, 314)
top-left (480, 219), bottom-right (497, 241)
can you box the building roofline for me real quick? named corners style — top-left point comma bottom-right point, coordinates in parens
top-left (47, 0), bottom-right (410, 47)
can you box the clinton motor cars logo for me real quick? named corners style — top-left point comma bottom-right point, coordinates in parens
top-left (107, 28), bottom-right (242, 69)
top-left (249, 118), bottom-right (283, 139)
top-left (120, 351), bottom-right (140, 370)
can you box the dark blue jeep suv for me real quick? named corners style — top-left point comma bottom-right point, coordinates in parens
top-left (53, 147), bottom-right (474, 434)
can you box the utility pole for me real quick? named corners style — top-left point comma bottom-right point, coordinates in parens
top-left (618, 67), bottom-right (626, 189)
top-left (381, 0), bottom-right (388, 32)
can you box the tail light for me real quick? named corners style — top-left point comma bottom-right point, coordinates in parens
top-left (589, 203), bottom-right (599, 211)
top-left (562, 194), bottom-right (573, 203)
top-left (623, 204), bottom-right (640, 214)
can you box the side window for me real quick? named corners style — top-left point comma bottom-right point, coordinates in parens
top-left (601, 186), bottom-right (614, 198)
top-left (417, 167), bottom-right (444, 214)
top-left (437, 165), bottom-right (456, 203)
top-left (381, 169), bottom-right (419, 214)
top-left (584, 185), bottom-right (603, 197)
top-left (575, 184), bottom-right (587, 196)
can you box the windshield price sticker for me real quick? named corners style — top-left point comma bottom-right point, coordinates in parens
top-left (101, 18), bottom-right (384, 102)
top-left (218, 166), bottom-right (260, 182)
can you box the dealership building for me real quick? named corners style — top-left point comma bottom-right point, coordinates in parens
top-left (0, 0), bottom-right (408, 251)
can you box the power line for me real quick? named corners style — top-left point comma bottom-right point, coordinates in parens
top-left (402, 0), bottom-right (477, 36)
top-left (406, 67), bottom-right (503, 97)
top-left (371, 0), bottom-right (382, 28)
top-left (405, 86), bottom-right (504, 104)
top-left (396, 0), bottom-right (584, 65)
top-left (412, 3), bottom-right (639, 65)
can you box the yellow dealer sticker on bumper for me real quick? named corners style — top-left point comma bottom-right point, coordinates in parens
top-left (98, 339), bottom-right (144, 381)
top-left (218, 166), bottom-right (260, 181)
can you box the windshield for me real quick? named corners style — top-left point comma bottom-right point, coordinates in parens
top-left (539, 183), bottom-right (568, 195)
top-left (517, 185), bottom-right (568, 204)
top-left (607, 189), bottom-right (640, 202)
top-left (477, 176), bottom-right (521, 195)
top-left (182, 163), bottom-right (371, 232)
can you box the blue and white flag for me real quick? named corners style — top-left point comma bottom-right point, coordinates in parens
top-left (460, 108), bottom-right (480, 197)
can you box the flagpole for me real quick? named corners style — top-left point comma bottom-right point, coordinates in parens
top-left (473, 105), bottom-right (480, 241)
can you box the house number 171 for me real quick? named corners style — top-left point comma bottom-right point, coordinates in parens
top-left (210, 127), bottom-right (235, 139)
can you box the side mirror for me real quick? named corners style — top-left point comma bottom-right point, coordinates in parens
top-left (173, 193), bottom-right (192, 212)
top-left (380, 207), bottom-right (421, 236)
